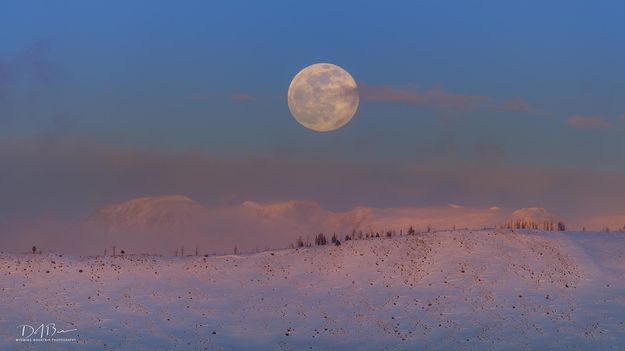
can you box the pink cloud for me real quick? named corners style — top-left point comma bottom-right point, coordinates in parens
top-left (567, 115), bottom-right (614, 130)
top-left (360, 83), bottom-right (547, 117)
top-left (501, 96), bottom-right (534, 113)
top-left (230, 93), bottom-right (254, 102)
top-left (358, 83), bottom-right (488, 112)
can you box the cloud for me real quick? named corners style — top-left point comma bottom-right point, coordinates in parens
top-left (567, 115), bottom-right (614, 130)
top-left (501, 96), bottom-right (534, 113)
top-left (230, 93), bottom-right (254, 102)
top-left (358, 82), bottom-right (488, 112)
top-left (360, 83), bottom-right (549, 118)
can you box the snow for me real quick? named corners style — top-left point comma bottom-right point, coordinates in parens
top-left (89, 195), bottom-right (208, 231)
top-left (1, 229), bottom-right (624, 350)
top-left (508, 207), bottom-right (558, 223)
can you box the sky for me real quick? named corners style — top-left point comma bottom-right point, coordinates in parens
top-left (1, 1), bottom-right (625, 222)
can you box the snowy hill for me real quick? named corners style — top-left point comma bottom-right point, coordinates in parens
top-left (1, 229), bottom-right (624, 350)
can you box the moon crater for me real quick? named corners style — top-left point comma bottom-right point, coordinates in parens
top-left (288, 63), bottom-right (359, 132)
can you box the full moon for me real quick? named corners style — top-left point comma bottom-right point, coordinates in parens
top-left (287, 63), bottom-right (359, 132)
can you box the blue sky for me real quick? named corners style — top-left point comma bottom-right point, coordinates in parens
top-left (1, 1), bottom-right (625, 217)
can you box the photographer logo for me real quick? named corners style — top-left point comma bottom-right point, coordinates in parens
top-left (16, 323), bottom-right (77, 343)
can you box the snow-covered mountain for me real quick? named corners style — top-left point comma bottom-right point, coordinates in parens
top-left (241, 200), bottom-right (372, 233)
top-left (2, 229), bottom-right (624, 350)
top-left (3, 195), bottom-right (593, 255)
top-left (89, 195), bottom-right (207, 231)
top-left (574, 213), bottom-right (625, 231)
top-left (509, 207), bottom-right (557, 223)
top-left (90, 195), bottom-right (508, 234)
top-left (502, 207), bottom-right (561, 230)
top-left (241, 199), bottom-right (328, 219)
top-left (82, 195), bottom-right (515, 255)
top-left (358, 205), bottom-right (507, 233)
